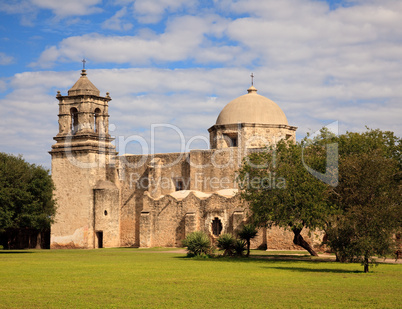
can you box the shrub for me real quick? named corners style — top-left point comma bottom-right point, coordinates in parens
top-left (182, 231), bottom-right (211, 257)
top-left (234, 239), bottom-right (247, 257)
top-left (217, 234), bottom-right (236, 256)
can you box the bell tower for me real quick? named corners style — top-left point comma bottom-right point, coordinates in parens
top-left (49, 68), bottom-right (118, 249)
top-left (52, 69), bottom-right (113, 150)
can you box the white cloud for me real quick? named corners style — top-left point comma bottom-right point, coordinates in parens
top-left (0, 80), bottom-right (6, 92)
top-left (0, 0), bottom-right (38, 26)
top-left (102, 7), bottom-right (133, 31)
top-left (229, 0), bottom-right (329, 20)
top-left (225, 1), bottom-right (402, 66)
top-left (0, 52), bottom-right (14, 65)
top-left (32, 15), bottom-right (232, 68)
top-left (31, 0), bottom-right (103, 18)
top-left (0, 0), bottom-right (103, 24)
top-left (132, 0), bottom-right (198, 24)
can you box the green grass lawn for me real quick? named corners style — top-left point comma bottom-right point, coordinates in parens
top-left (0, 248), bottom-right (400, 308)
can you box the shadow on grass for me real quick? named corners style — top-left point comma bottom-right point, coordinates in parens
top-left (174, 255), bottom-right (333, 263)
top-left (176, 254), bottom-right (335, 263)
top-left (0, 251), bottom-right (33, 254)
top-left (251, 254), bottom-right (337, 263)
top-left (174, 254), bottom-right (362, 273)
top-left (269, 266), bottom-right (361, 273)
top-left (252, 254), bottom-right (310, 259)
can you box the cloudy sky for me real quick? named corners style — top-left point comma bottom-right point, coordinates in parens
top-left (1, 0), bottom-right (401, 169)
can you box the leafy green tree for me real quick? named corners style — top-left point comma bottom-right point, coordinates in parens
top-left (238, 140), bottom-right (333, 256)
top-left (238, 128), bottom-right (401, 270)
top-left (300, 128), bottom-right (401, 271)
top-left (0, 153), bottom-right (56, 242)
top-left (216, 233), bottom-right (235, 256)
top-left (237, 224), bottom-right (258, 257)
top-left (336, 129), bottom-right (401, 167)
top-left (182, 231), bottom-right (212, 257)
top-left (325, 131), bottom-right (402, 272)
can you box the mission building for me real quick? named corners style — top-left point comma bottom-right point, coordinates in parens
top-left (49, 69), bottom-right (322, 250)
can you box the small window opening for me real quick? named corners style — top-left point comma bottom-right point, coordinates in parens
top-left (286, 134), bottom-right (292, 140)
top-left (70, 108), bottom-right (78, 134)
top-left (212, 217), bottom-right (222, 236)
top-left (224, 134), bottom-right (238, 147)
top-left (104, 210), bottom-right (108, 216)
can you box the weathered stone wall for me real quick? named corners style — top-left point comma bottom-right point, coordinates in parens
top-left (137, 187), bottom-right (325, 250)
top-left (240, 124), bottom-right (296, 148)
top-left (189, 149), bottom-right (240, 192)
top-left (264, 226), bottom-right (325, 251)
top-left (51, 152), bottom-right (110, 249)
top-left (140, 191), bottom-right (251, 247)
top-left (94, 180), bottom-right (120, 248)
top-left (118, 152), bottom-right (190, 247)
top-left (118, 154), bottom-right (149, 247)
top-left (209, 123), bottom-right (296, 151)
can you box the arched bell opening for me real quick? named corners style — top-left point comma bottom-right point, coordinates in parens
top-left (94, 108), bottom-right (101, 134)
top-left (70, 107), bottom-right (78, 134)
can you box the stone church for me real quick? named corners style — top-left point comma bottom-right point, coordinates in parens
top-left (49, 69), bottom-right (322, 250)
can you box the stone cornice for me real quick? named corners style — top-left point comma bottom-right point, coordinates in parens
top-left (208, 122), bottom-right (298, 133)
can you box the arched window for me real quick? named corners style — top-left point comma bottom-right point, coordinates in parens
top-left (94, 108), bottom-right (101, 133)
top-left (70, 108), bottom-right (78, 134)
top-left (212, 217), bottom-right (222, 236)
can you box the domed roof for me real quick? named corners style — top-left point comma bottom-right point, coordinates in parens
top-left (68, 69), bottom-right (100, 96)
top-left (215, 86), bottom-right (288, 126)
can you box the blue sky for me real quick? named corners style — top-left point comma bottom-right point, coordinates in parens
top-left (1, 0), bottom-right (401, 168)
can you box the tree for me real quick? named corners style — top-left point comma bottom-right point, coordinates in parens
top-left (0, 153), bottom-right (56, 247)
top-left (238, 128), bottom-right (401, 271)
top-left (238, 140), bottom-right (333, 256)
top-left (237, 224), bottom-right (258, 257)
top-left (324, 130), bottom-right (402, 272)
top-left (336, 129), bottom-right (401, 168)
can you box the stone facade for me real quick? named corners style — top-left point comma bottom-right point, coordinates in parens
top-left (50, 70), bottom-right (323, 250)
